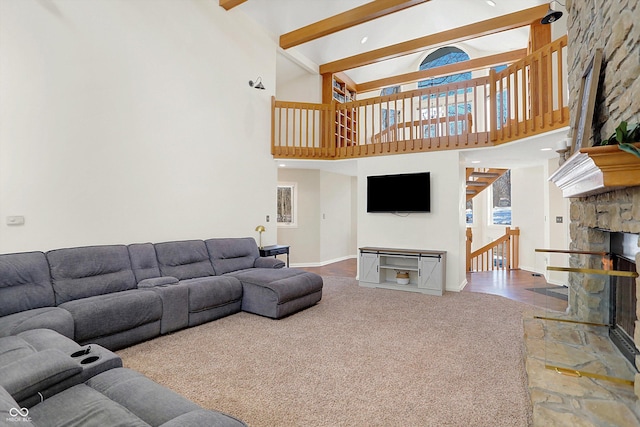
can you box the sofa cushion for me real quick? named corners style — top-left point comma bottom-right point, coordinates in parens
top-left (230, 269), bottom-right (323, 303)
top-left (205, 237), bottom-right (260, 275)
top-left (58, 290), bottom-right (162, 342)
top-left (47, 245), bottom-right (137, 305)
top-left (181, 276), bottom-right (242, 313)
top-left (0, 251), bottom-right (55, 316)
top-left (137, 277), bottom-right (179, 288)
top-left (0, 348), bottom-right (82, 403)
top-left (0, 307), bottom-right (74, 340)
top-left (0, 335), bottom-right (35, 368)
top-left (86, 368), bottom-right (201, 426)
top-left (128, 243), bottom-right (162, 282)
top-left (229, 269), bottom-right (323, 318)
top-left (16, 328), bottom-right (81, 355)
top-left (155, 240), bottom-right (215, 280)
top-left (27, 383), bottom-right (150, 427)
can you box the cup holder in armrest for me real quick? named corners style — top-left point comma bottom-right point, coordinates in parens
top-left (80, 355), bottom-right (100, 365)
top-left (71, 346), bottom-right (91, 358)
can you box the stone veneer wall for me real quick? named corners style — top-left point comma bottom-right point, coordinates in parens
top-left (565, 0), bottom-right (640, 399)
top-left (566, 0), bottom-right (640, 140)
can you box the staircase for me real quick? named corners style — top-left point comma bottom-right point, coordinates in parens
top-left (466, 168), bottom-right (509, 202)
top-left (466, 227), bottom-right (520, 272)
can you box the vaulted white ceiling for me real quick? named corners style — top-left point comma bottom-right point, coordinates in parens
top-left (234, 0), bottom-right (563, 84)
top-left (230, 0), bottom-right (569, 170)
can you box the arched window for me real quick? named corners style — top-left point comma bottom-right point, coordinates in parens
top-left (418, 47), bottom-right (471, 88)
top-left (417, 47), bottom-right (472, 137)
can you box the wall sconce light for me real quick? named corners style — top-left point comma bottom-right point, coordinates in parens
top-left (555, 138), bottom-right (570, 166)
top-left (249, 77), bottom-right (265, 90)
top-left (541, 1), bottom-right (564, 24)
top-left (255, 225), bottom-right (266, 248)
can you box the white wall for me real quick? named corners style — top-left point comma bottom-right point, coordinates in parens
top-left (277, 168), bottom-right (355, 266)
top-left (0, 0), bottom-right (279, 252)
top-left (320, 171), bottom-right (356, 263)
top-left (545, 158), bottom-right (570, 285)
top-left (277, 168), bottom-right (321, 264)
top-left (511, 166), bottom-right (546, 273)
top-left (275, 52), bottom-right (322, 103)
top-left (357, 151), bottom-right (466, 291)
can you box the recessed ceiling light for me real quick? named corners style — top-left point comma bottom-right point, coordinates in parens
top-left (471, 160), bottom-right (481, 164)
top-left (360, 36), bottom-right (368, 44)
top-left (540, 147), bottom-right (553, 151)
top-left (486, 0), bottom-right (496, 6)
top-left (278, 163), bottom-right (286, 167)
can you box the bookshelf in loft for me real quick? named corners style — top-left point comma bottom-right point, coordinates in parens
top-left (323, 72), bottom-right (357, 147)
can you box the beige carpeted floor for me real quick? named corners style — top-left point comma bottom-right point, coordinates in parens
top-left (118, 277), bottom-right (532, 427)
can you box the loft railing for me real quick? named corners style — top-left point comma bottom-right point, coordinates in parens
top-left (272, 35), bottom-right (568, 160)
top-left (466, 227), bottom-right (520, 272)
top-left (491, 35), bottom-right (568, 144)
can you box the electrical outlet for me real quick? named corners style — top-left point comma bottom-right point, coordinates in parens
top-left (266, 215), bottom-right (270, 222)
top-left (556, 216), bottom-right (563, 223)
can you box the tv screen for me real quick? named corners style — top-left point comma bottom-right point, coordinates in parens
top-left (367, 172), bottom-right (431, 213)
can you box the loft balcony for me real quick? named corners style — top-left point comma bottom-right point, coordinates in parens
top-left (272, 36), bottom-right (568, 160)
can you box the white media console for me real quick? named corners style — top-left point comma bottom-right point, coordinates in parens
top-left (359, 247), bottom-right (446, 296)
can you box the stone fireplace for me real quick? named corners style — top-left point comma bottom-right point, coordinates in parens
top-left (563, 0), bottom-right (640, 399)
top-left (568, 188), bottom-right (640, 393)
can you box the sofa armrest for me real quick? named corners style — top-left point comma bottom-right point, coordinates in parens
top-left (138, 277), bottom-right (179, 288)
top-left (254, 257), bottom-right (285, 269)
top-left (0, 349), bottom-right (81, 402)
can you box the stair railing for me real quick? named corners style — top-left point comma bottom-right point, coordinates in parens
top-left (467, 227), bottom-right (520, 272)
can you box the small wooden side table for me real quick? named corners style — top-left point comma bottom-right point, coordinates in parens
top-left (259, 245), bottom-right (290, 267)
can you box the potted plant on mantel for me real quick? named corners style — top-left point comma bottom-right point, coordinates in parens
top-left (550, 121), bottom-right (640, 198)
top-left (594, 121), bottom-right (640, 157)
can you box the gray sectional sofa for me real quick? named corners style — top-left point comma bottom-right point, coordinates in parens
top-left (0, 329), bottom-right (245, 426)
top-left (0, 237), bottom-right (323, 426)
top-left (0, 237), bottom-right (323, 349)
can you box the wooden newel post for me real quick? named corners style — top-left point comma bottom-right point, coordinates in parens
top-left (466, 228), bottom-right (473, 272)
top-left (507, 226), bottom-right (520, 270)
top-left (270, 96), bottom-right (276, 155)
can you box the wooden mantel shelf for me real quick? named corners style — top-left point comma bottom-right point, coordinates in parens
top-left (549, 143), bottom-right (640, 198)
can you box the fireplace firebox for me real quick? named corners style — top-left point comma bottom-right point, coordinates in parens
top-left (610, 232), bottom-right (640, 366)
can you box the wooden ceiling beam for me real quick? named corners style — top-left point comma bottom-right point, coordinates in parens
top-left (320, 4), bottom-right (548, 75)
top-left (219, 0), bottom-right (248, 11)
top-left (280, 0), bottom-right (432, 50)
top-left (356, 48), bottom-right (527, 93)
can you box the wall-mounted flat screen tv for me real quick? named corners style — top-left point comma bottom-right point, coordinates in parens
top-left (367, 172), bottom-right (431, 213)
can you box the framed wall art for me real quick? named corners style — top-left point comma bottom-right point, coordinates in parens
top-left (571, 49), bottom-right (603, 154)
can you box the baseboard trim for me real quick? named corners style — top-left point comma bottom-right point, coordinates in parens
top-left (290, 254), bottom-right (356, 269)
top-left (453, 279), bottom-right (468, 292)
